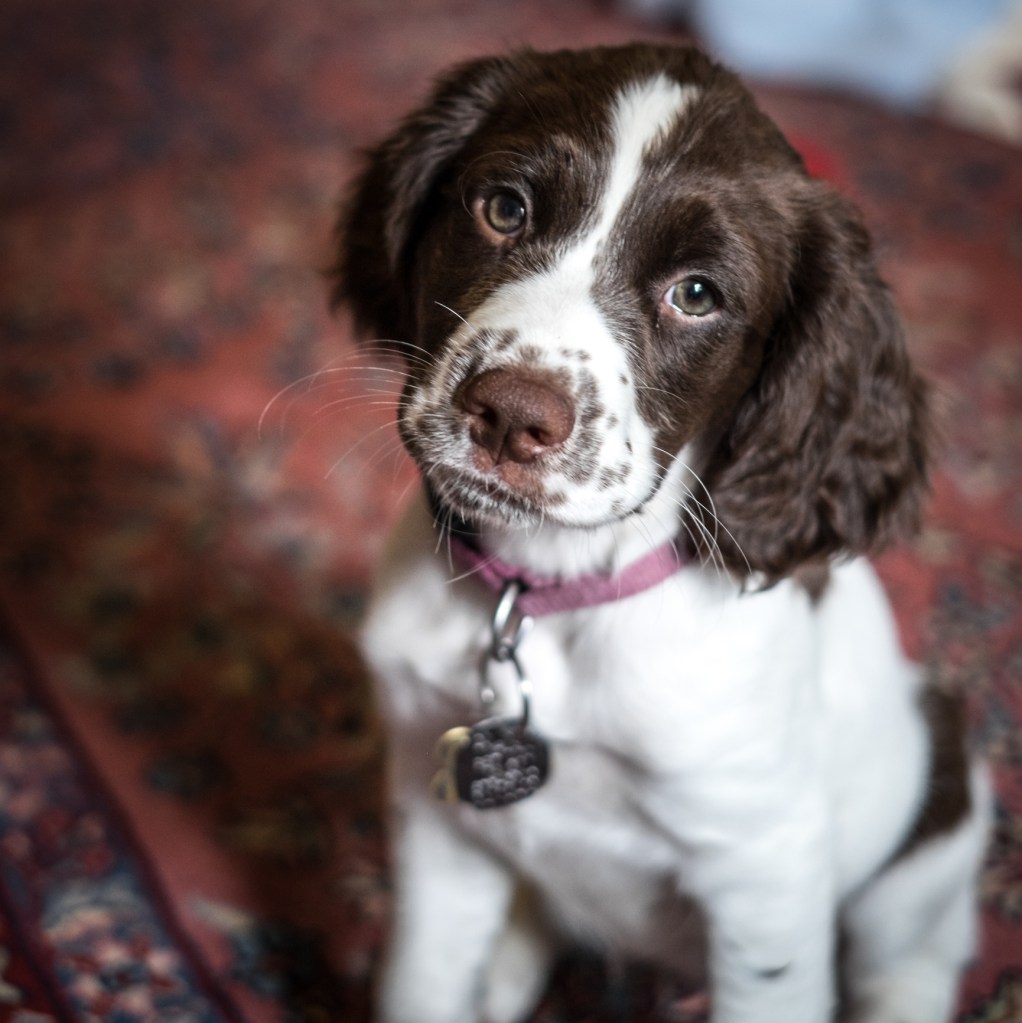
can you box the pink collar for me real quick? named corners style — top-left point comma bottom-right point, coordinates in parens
top-left (448, 535), bottom-right (686, 617)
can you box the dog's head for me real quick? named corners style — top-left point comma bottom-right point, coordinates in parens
top-left (332, 44), bottom-right (929, 582)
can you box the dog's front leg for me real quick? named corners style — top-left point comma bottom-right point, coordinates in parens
top-left (378, 796), bottom-right (515, 1023)
top-left (699, 856), bottom-right (837, 1023)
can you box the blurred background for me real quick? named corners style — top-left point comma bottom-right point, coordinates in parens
top-left (1, 1), bottom-right (1020, 1020)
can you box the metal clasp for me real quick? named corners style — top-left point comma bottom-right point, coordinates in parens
top-left (480, 580), bottom-right (534, 728)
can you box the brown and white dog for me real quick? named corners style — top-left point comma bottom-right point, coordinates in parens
top-left (332, 44), bottom-right (989, 1023)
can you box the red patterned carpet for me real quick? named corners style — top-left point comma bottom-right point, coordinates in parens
top-left (2, 1), bottom-right (1021, 1020)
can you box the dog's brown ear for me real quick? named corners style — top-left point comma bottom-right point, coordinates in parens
top-left (330, 55), bottom-right (515, 343)
top-left (700, 183), bottom-right (930, 582)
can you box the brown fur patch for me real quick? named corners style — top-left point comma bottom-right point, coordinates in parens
top-left (894, 688), bottom-right (972, 861)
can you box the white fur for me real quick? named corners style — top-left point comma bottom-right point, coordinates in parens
top-left (361, 76), bottom-right (988, 1023)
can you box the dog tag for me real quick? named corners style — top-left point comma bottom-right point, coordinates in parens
top-left (431, 718), bottom-right (550, 809)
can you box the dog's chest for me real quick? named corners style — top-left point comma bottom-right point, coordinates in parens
top-left (362, 526), bottom-right (825, 956)
top-left (457, 736), bottom-right (706, 964)
top-left (366, 529), bottom-right (815, 803)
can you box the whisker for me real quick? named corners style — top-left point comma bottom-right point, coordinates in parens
top-left (683, 468), bottom-right (751, 578)
top-left (434, 301), bottom-right (475, 331)
top-left (259, 344), bottom-right (424, 439)
top-left (445, 549), bottom-right (505, 587)
top-left (259, 353), bottom-right (362, 438)
top-left (324, 420), bottom-right (404, 480)
top-left (649, 447), bottom-right (750, 578)
top-left (392, 469), bottom-right (420, 512)
top-left (286, 393), bottom-right (399, 450)
top-left (311, 394), bottom-right (401, 420)
top-left (634, 383), bottom-right (691, 409)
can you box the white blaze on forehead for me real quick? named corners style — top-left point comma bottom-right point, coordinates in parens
top-left (584, 75), bottom-right (700, 257)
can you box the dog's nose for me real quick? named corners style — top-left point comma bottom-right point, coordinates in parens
top-left (460, 368), bottom-right (575, 465)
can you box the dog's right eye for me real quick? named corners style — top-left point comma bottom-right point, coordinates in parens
top-left (481, 191), bottom-right (527, 236)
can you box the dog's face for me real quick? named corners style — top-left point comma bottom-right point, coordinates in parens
top-left (334, 45), bottom-right (929, 581)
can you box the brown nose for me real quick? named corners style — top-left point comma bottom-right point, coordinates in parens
top-left (460, 368), bottom-right (575, 465)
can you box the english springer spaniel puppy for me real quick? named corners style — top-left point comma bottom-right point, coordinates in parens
top-left (331, 43), bottom-right (988, 1023)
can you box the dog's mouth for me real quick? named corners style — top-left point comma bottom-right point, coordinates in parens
top-left (422, 462), bottom-right (565, 529)
top-left (417, 450), bottom-right (670, 533)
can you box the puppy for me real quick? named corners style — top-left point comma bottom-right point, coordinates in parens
top-left (332, 43), bottom-right (989, 1023)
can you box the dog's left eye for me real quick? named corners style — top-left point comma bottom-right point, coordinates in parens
top-left (665, 277), bottom-right (718, 318)
top-left (482, 191), bottom-right (527, 236)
